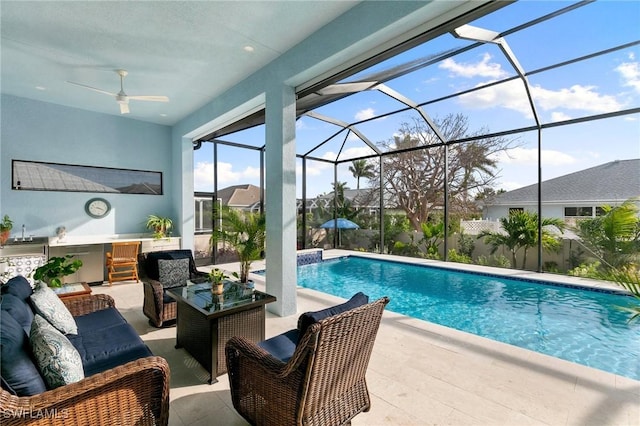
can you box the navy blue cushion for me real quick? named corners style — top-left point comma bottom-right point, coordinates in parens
top-left (0, 313), bottom-right (47, 396)
top-left (144, 250), bottom-right (194, 280)
top-left (2, 275), bottom-right (33, 301)
top-left (257, 329), bottom-right (300, 363)
top-left (73, 307), bottom-right (128, 332)
top-left (1, 293), bottom-right (34, 335)
top-left (298, 292), bottom-right (369, 335)
top-left (68, 307), bottom-right (152, 376)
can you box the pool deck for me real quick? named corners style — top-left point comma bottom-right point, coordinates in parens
top-left (93, 250), bottom-right (639, 425)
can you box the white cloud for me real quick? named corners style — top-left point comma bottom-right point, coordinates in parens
top-left (490, 147), bottom-right (577, 166)
top-left (458, 79), bottom-right (624, 117)
top-left (296, 117), bottom-right (311, 130)
top-left (194, 161), bottom-right (215, 191)
top-left (439, 53), bottom-right (509, 79)
top-left (347, 132), bottom-right (362, 142)
top-left (534, 84), bottom-right (622, 112)
top-left (355, 107), bottom-right (375, 121)
top-left (297, 159), bottom-right (332, 177)
top-left (339, 146), bottom-right (378, 161)
top-left (550, 111), bottom-right (571, 122)
top-left (193, 161), bottom-right (260, 191)
top-left (297, 146), bottom-right (377, 178)
top-left (615, 61), bottom-right (640, 93)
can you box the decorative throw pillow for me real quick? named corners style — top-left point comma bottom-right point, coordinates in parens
top-left (0, 313), bottom-right (47, 396)
top-left (29, 281), bottom-right (78, 335)
top-left (29, 315), bottom-right (84, 389)
top-left (158, 258), bottom-right (190, 289)
top-left (1, 293), bottom-right (35, 335)
top-left (1, 275), bottom-right (33, 300)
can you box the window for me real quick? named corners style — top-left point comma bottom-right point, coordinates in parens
top-left (12, 160), bottom-right (162, 195)
top-left (564, 207), bottom-right (593, 217)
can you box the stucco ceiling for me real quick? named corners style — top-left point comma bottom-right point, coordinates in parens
top-left (1, 1), bottom-right (360, 125)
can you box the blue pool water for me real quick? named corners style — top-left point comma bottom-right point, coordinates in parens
top-left (296, 256), bottom-right (640, 380)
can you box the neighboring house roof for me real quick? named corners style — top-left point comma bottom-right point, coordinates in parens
top-left (217, 184), bottom-right (261, 209)
top-left (13, 161), bottom-right (118, 193)
top-left (485, 159), bottom-right (640, 206)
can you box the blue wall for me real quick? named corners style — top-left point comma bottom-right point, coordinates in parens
top-left (0, 95), bottom-right (173, 239)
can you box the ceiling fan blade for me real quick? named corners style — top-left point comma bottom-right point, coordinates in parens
top-left (127, 95), bottom-right (169, 102)
top-left (119, 103), bottom-right (130, 114)
top-left (66, 81), bottom-right (116, 97)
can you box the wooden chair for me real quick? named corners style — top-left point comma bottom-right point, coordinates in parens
top-left (106, 241), bottom-right (141, 285)
top-left (226, 296), bottom-right (390, 426)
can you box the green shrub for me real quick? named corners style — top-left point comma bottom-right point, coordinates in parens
top-left (543, 261), bottom-right (560, 273)
top-left (457, 232), bottom-right (475, 258)
top-left (568, 261), bottom-right (601, 279)
top-left (448, 249), bottom-right (472, 264)
top-left (477, 254), bottom-right (511, 268)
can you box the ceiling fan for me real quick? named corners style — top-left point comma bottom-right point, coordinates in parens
top-left (67, 69), bottom-right (169, 114)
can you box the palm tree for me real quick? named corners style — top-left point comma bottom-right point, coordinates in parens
top-left (210, 207), bottom-right (266, 283)
top-left (576, 199), bottom-right (640, 269)
top-left (348, 159), bottom-right (375, 189)
top-left (332, 181), bottom-right (347, 201)
top-left (602, 266), bottom-right (640, 322)
top-left (479, 210), bottom-right (565, 270)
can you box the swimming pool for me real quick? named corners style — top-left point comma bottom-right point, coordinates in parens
top-left (296, 256), bottom-right (640, 380)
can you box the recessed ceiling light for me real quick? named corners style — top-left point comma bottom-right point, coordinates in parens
top-left (35, 86), bottom-right (46, 91)
top-left (243, 45), bottom-right (255, 53)
top-left (160, 113), bottom-right (167, 117)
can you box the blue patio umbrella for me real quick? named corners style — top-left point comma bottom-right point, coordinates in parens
top-left (319, 218), bottom-right (360, 229)
top-left (319, 218), bottom-right (359, 246)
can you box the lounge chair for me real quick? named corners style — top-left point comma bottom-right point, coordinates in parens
top-left (225, 293), bottom-right (389, 426)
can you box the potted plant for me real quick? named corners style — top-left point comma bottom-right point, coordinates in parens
top-left (209, 268), bottom-right (228, 294)
top-left (146, 214), bottom-right (173, 239)
top-left (0, 215), bottom-right (13, 245)
top-left (33, 255), bottom-right (83, 287)
top-left (210, 208), bottom-right (265, 283)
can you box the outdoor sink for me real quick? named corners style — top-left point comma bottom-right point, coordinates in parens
top-left (4, 236), bottom-right (48, 245)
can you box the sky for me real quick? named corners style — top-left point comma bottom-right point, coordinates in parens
top-left (193, 1), bottom-right (639, 199)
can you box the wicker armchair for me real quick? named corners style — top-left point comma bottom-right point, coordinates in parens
top-left (139, 250), bottom-right (207, 327)
top-left (0, 295), bottom-right (170, 426)
top-left (225, 296), bottom-right (389, 426)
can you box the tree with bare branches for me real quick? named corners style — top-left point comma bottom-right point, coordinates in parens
top-left (372, 114), bottom-right (515, 231)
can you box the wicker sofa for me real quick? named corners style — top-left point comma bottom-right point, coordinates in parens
top-left (0, 276), bottom-right (169, 425)
top-left (226, 293), bottom-right (389, 426)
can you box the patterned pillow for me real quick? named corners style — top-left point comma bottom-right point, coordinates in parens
top-left (29, 315), bottom-right (84, 389)
top-left (158, 258), bottom-right (190, 289)
top-left (29, 281), bottom-right (78, 335)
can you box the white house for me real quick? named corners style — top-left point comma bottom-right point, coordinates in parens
top-left (481, 159), bottom-right (640, 223)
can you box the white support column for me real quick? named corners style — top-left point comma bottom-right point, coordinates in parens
top-left (264, 84), bottom-right (297, 317)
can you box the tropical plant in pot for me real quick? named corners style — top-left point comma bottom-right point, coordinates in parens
top-left (210, 207), bottom-right (265, 283)
top-left (0, 215), bottom-right (13, 245)
top-left (33, 255), bottom-right (83, 288)
top-left (146, 214), bottom-right (173, 239)
top-left (209, 268), bottom-right (228, 294)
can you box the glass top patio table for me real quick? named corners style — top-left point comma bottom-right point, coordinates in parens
top-left (167, 280), bottom-right (275, 317)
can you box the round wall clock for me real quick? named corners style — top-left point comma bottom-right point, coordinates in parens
top-left (85, 198), bottom-right (111, 218)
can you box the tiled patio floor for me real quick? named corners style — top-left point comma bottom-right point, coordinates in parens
top-left (92, 251), bottom-right (639, 425)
